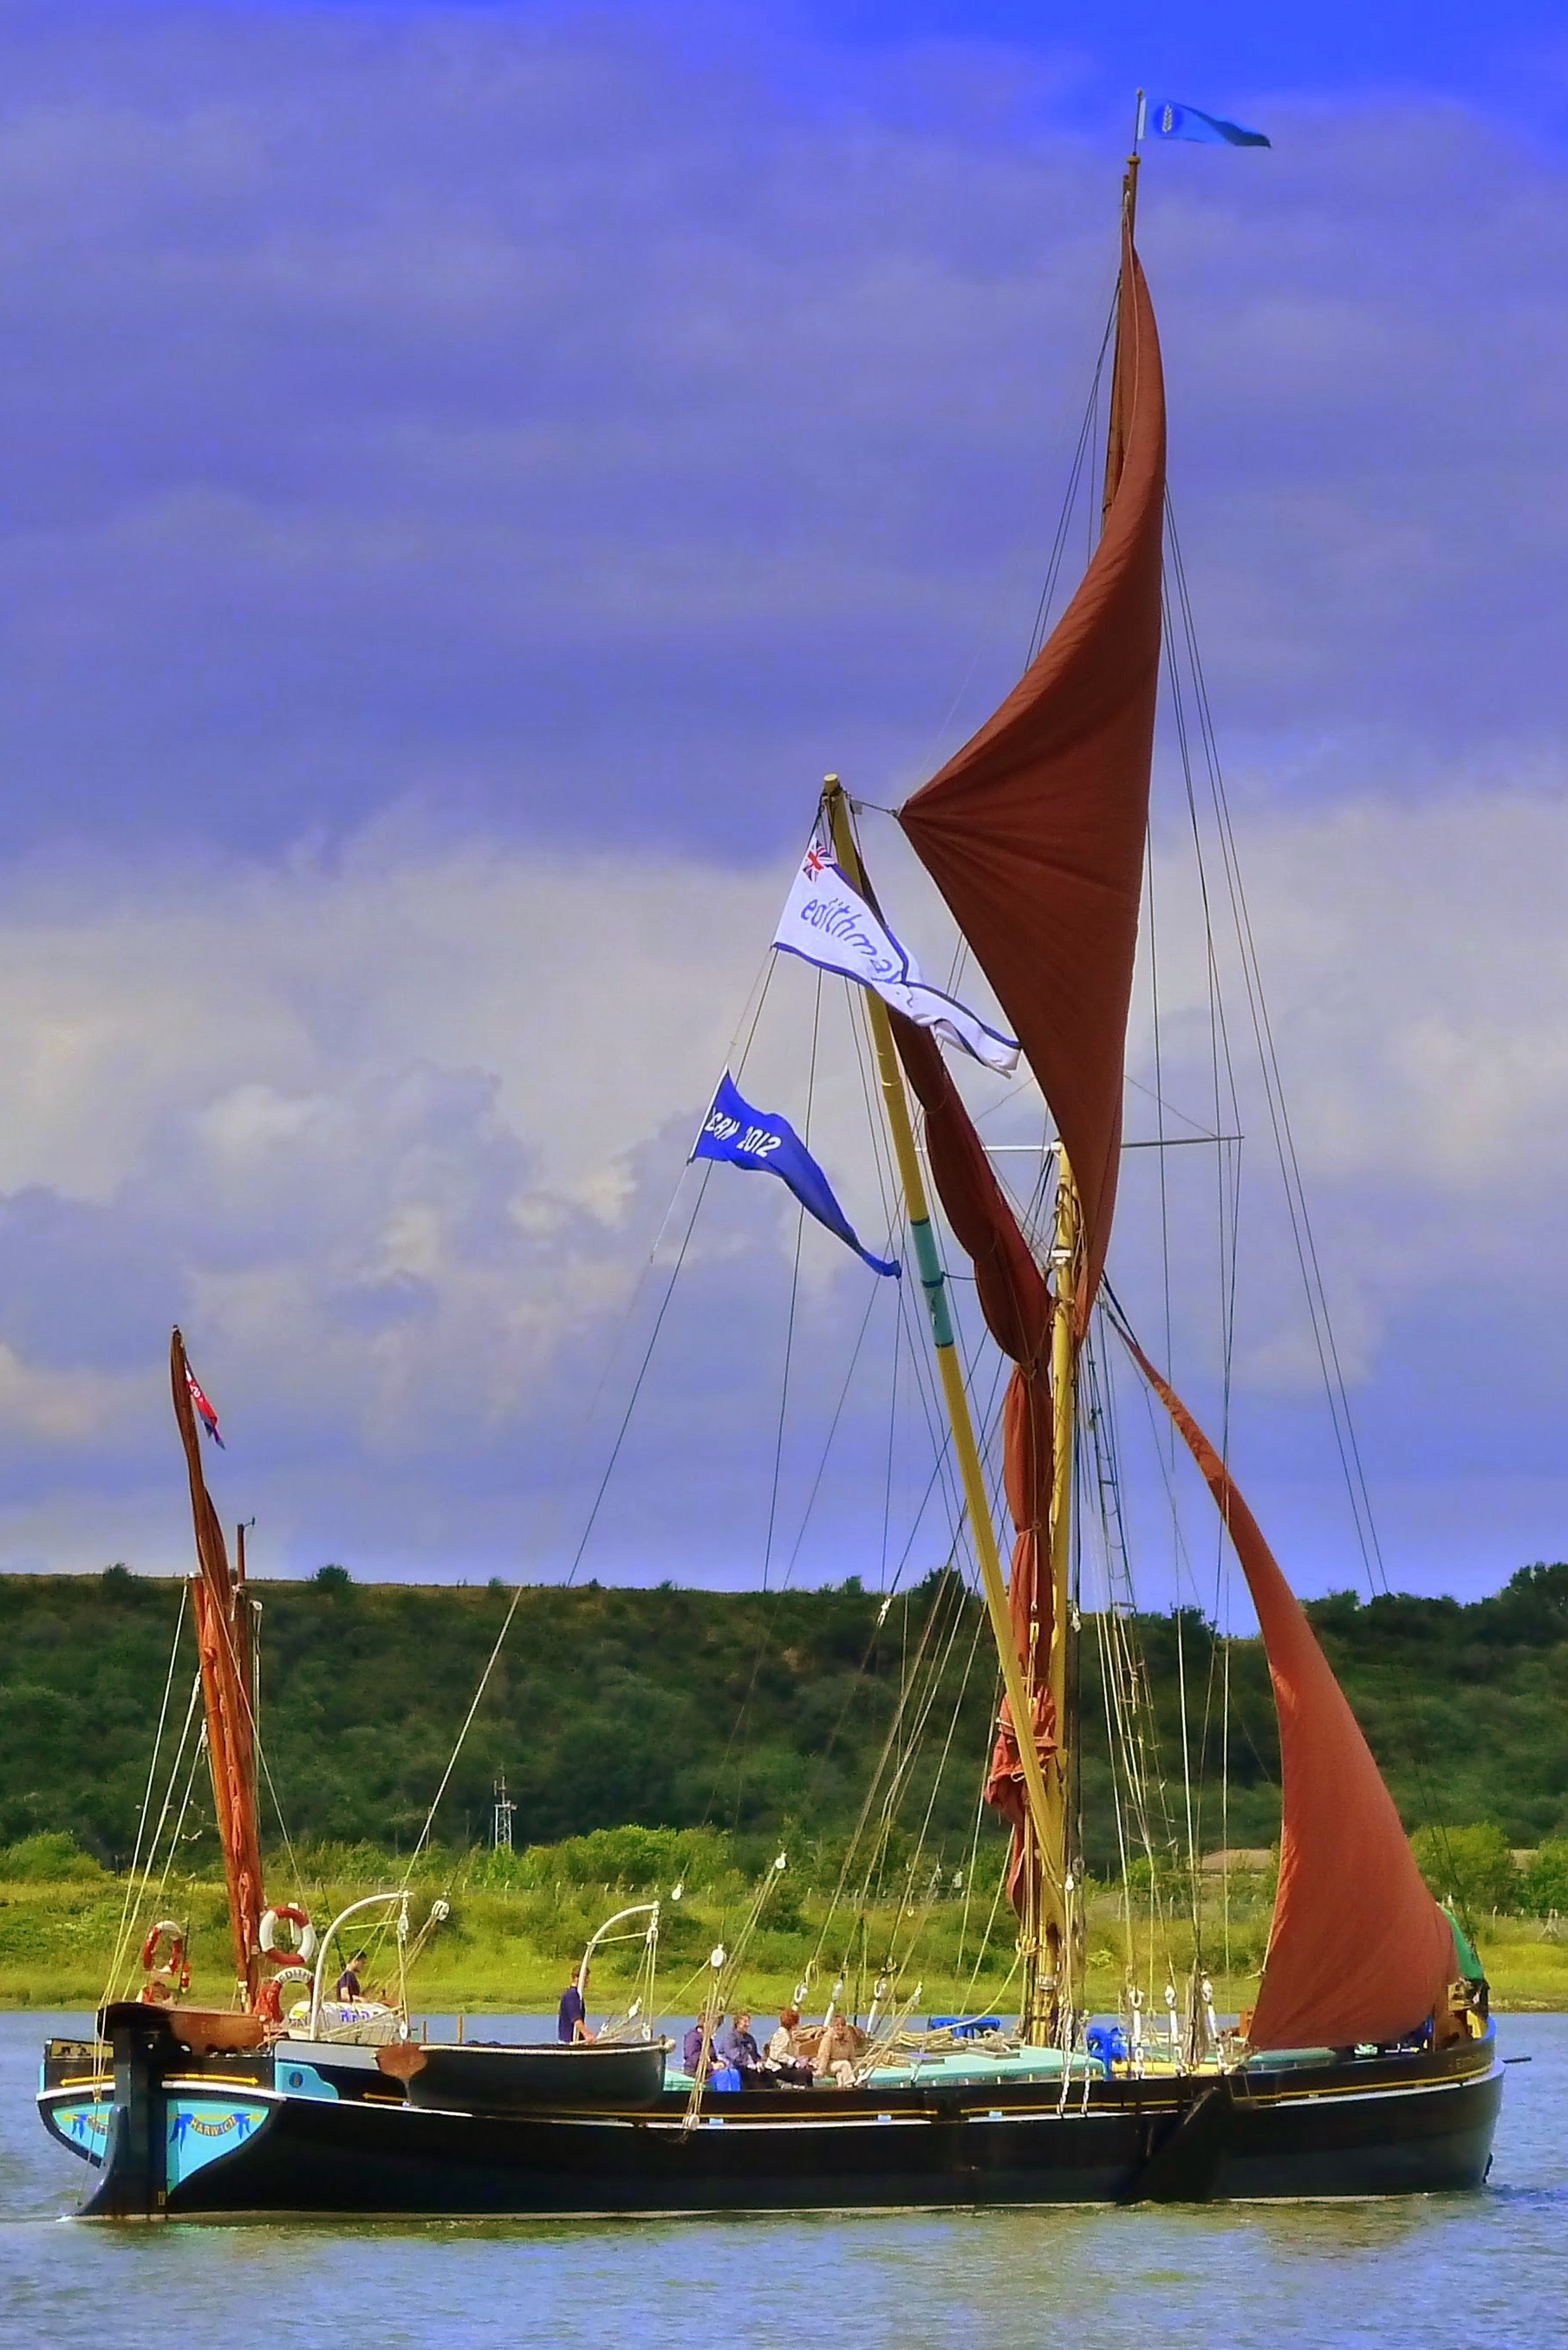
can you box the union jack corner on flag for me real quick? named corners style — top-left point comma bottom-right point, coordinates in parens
top-left (187, 1370), bottom-right (225, 1448)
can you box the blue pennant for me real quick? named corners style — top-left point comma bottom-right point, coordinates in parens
top-left (691, 1073), bottom-right (899, 1278)
top-left (1142, 98), bottom-right (1270, 148)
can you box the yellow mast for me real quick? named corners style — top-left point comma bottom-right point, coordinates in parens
top-left (1039, 1149), bottom-right (1078, 2010)
top-left (823, 781), bottom-right (1064, 2031)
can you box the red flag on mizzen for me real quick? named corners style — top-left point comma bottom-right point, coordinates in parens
top-left (186, 1370), bottom-right (225, 1448)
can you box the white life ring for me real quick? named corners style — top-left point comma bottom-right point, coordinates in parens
top-left (259, 1904), bottom-right (317, 1963)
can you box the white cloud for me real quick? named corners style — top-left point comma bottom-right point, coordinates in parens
top-left (1138, 778), bottom-right (1568, 1201)
top-left (0, 9), bottom-right (1562, 1596)
top-left (0, 779), bottom-right (1559, 1594)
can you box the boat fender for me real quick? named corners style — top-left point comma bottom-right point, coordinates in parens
top-left (253, 1968), bottom-right (310, 2022)
top-left (139, 1919), bottom-right (190, 1992)
top-left (259, 1904), bottom-right (318, 1963)
top-left (1085, 2023), bottom-right (1129, 2078)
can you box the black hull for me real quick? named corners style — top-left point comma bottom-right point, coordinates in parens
top-left (45, 2008), bottom-right (1502, 2219)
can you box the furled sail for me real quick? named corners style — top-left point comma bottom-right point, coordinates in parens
top-left (890, 1013), bottom-right (1053, 1904)
top-left (899, 222), bottom-right (1166, 1322)
top-left (1119, 1325), bottom-right (1455, 2050)
top-left (171, 1328), bottom-right (265, 2005)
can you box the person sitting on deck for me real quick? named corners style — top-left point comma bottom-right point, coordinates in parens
top-left (682, 2004), bottom-right (719, 2078)
top-left (713, 2009), bottom-right (764, 2078)
top-left (764, 2007), bottom-right (815, 2088)
top-left (557, 1969), bottom-right (595, 2044)
top-left (335, 1950), bottom-right (368, 2002)
top-left (812, 2014), bottom-right (858, 2089)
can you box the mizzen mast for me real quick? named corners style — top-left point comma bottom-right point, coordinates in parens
top-left (171, 1328), bottom-right (266, 2007)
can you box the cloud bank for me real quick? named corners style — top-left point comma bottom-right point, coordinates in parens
top-left (0, 5), bottom-right (1562, 1598)
top-left (0, 777), bottom-right (1559, 1598)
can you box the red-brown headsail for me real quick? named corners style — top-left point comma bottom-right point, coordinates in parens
top-left (899, 222), bottom-right (1165, 1322)
top-left (1119, 1325), bottom-right (1454, 2050)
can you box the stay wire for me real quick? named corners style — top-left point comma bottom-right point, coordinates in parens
top-left (400, 948), bottom-right (788, 1871)
top-left (1165, 493), bottom-right (1459, 1887)
top-left (102, 1583), bottom-right (190, 2003)
top-left (723, 974), bottom-right (823, 1828)
top-left (761, 967), bottom-right (823, 1598)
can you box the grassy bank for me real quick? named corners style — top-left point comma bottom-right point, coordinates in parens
top-left (5, 1833), bottom-right (1565, 2017)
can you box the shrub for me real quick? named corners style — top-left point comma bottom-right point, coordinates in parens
top-left (0, 1830), bottom-right (107, 1880)
top-left (1410, 1822), bottom-right (1518, 1915)
top-left (1519, 1839), bottom-right (1568, 1917)
top-left (514, 1825), bottom-right (729, 1894)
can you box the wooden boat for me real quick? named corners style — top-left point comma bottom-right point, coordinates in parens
top-left (40, 118), bottom-right (1502, 2219)
top-left (42, 1998), bottom-right (1497, 2217)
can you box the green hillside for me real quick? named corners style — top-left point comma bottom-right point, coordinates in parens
top-left (3, 1559), bottom-right (1566, 1873)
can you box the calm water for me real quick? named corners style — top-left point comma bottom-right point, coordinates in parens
top-left (2, 2011), bottom-right (1560, 2348)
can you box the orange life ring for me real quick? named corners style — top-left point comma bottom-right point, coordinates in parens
top-left (259, 1904), bottom-right (317, 1963)
top-left (139, 1919), bottom-right (190, 1993)
top-left (255, 1964), bottom-right (310, 2023)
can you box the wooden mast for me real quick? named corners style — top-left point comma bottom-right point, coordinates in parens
top-left (1034, 1152), bottom-right (1077, 2018)
top-left (171, 1330), bottom-right (265, 2007)
top-left (823, 780), bottom-right (1063, 2028)
top-left (1028, 119), bottom-right (1150, 2023)
top-left (1101, 108), bottom-right (1142, 522)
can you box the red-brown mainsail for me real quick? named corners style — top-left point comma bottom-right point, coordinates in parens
top-left (1120, 1325), bottom-right (1455, 2049)
top-left (899, 219), bottom-right (1165, 1325)
top-left (895, 212), bottom-right (1454, 2045)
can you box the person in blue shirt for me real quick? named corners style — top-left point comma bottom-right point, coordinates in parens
top-left (557, 1969), bottom-right (594, 2044)
top-left (682, 2002), bottom-right (723, 2076)
top-left (713, 2009), bottom-right (762, 2073)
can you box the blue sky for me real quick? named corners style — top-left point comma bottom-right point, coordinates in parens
top-left (0, 1), bottom-right (1564, 1604)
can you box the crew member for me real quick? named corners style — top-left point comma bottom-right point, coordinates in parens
top-left (335, 1950), bottom-right (368, 2002)
top-left (558, 1969), bottom-right (594, 2043)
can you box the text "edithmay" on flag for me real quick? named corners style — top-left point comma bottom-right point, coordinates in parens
top-left (771, 830), bottom-right (1019, 1076)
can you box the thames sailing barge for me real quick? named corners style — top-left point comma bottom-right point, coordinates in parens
top-left (41, 137), bottom-right (1500, 2217)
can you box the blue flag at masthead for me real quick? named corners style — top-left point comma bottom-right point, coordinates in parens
top-left (1139, 98), bottom-right (1270, 148)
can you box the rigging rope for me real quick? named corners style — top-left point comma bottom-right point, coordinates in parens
top-left (402, 1174), bottom-right (716, 1882)
top-left (1162, 489), bottom-right (1461, 1897)
top-left (101, 1584), bottom-right (189, 2006)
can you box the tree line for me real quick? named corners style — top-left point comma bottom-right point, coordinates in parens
top-left (1, 1558), bottom-right (1564, 1877)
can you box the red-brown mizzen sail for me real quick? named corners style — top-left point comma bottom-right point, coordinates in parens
top-left (890, 1012), bottom-right (1053, 1908)
top-left (171, 1328), bottom-right (265, 2006)
top-left (1117, 1323), bottom-right (1454, 2050)
top-left (899, 224), bottom-right (1165, 1323)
